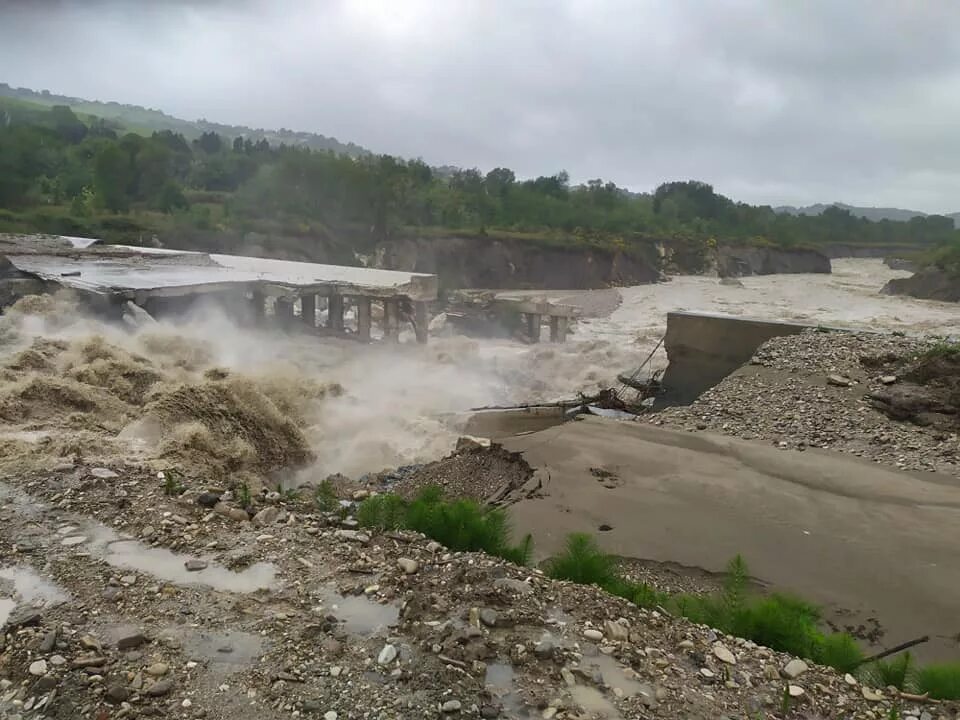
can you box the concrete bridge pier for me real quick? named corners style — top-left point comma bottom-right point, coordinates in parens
top-left (550, 315), bottom-right (568, 343)
top-left (526, 313), bottom-right (542, 343)
top-left (328, 294), bottom-right (344, 333)
top-left (356, 297), bottom-right (372, 341)
top-left (275, 298), bottom-right (294, 327)
top-left (383, 298), bottom-right (400, 342)
top-left (250, 291), bottom-right (266, 324)
top-left (301, 294), bottom-right (316, 328)
top-left (414, 301), bottom-right (429, 344)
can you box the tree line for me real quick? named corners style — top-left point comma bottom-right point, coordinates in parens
top-left (1, 103), bottom-right (958, 254)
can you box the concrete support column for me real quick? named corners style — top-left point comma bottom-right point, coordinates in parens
top-left (383, 298), bottom-right (400, 342)
top-left (356, 297), bottom-right (372, 342)
top-left (250, 291), bottom-right (265, 325)
top-left (275, 298), bottom-right (294, 328)
top-left (526, 312), bottom-right (542, 343)
top-left (414, 301), bottom-right (429, 344)
top-left (549, 315), bottom-right (568, 343)
top-left (328, 294), bottom-right (344, 332)
top-left (301, 294), bottom-right (316, 328)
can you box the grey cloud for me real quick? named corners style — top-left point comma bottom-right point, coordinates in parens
top-left (1, 0), bottom-right (959, 211)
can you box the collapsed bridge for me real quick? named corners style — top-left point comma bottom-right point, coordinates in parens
top-left (1, 235), bottom-right (439, 343)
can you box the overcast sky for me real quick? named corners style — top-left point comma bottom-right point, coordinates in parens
top-left (2, 0), bottom-right (959, 211)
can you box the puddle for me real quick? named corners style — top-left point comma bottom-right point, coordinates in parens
top-left (163, 628), bottom-right (265, 675)
top-left (569, 686), bottom-right (622, 719)
top-left (86, 525), bottom-right (276, 593)
top-left (0, 565), bottom-right (69, 627)
top-left (585, 654), bottom-right (652, 699)
top-left (484, 662), bottom-right (527, 716)
top-left (322, 590), bottom-right (399, 636)
top-left (0, 481), bottom-right (275, 594)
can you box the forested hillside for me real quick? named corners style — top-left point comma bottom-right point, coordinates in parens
top-left (1, 98), bottom-right (958, 267)
top-left (0, 83), bottom-right (367, 157)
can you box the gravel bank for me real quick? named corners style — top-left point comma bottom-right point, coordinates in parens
top-left (653, 330), bottom-right (960, 477)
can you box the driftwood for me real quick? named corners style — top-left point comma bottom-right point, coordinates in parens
top-left (857, 635), bottom-right (929, 666)
top-left (899, 691), bottom-right (937, 704)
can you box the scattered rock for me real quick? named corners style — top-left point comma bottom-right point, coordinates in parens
top-left (184, 559), bottom-right (208, 572)
top-left (105, 684), bottom-right (130, 703)
top-left (441, 699), bottom-right (462, 713)
top-left (60, 535), bottom-right (87, 547)
top-left (788, 685), bottom-right (805, 698)
top-left (89, 467), bottom-right (119, 479)
top-left (396, 558), bottom-right (419, 574)
top-left (378, 644), bottom-right (398, 666)
top-left (861, 687), bottom-right (884, 701)
top-left (881, 375), bottom-right (898, 385)
top-left (197, 492), bottom-right (221, 508)
top-left (146, 678), bottom-right (174, 697)
top-left (782, 659), bottom-right (809, 679)
top-left (146, 662), bottom-right (169, 677)
top-left (28, 660), bottom-right (47, 677)
top-left (583, 628), bottom-right (603, 641)
top-left (827, 374), bottom-right (852, 387)
top-left (253, 506), bottom-right (281, 526)
top-left (479, 609), bottom-right (498, 628)
top-left (604, 620), bottom-right (629, 642)
top-left (116, 630), bottom-right (148, 650)
top-left (712, 643), bottom-right (737, 665)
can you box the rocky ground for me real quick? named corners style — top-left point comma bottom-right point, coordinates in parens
top-left (654, 330), bottom-right (960, 477)
top-left (2, 461), bottom-right (956, 720)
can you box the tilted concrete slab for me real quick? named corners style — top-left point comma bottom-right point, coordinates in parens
top-left (5, 237), bottom-right (438, 302)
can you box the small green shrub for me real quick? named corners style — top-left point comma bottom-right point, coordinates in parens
top-left (916, 662), bottom-right (960, 700)
top-left (544, 533), bottom-right (620, 588)
top-left (405, 488), bottom-right (528, 562)
top-left (355, 487), bottom-right (533, 564)
top-left (737, 594), bottom-right (823, 660)
top-left (160, 469), bottom-right (185, 496)
top-left (314, 479), bottom-right (338, 512)
top-left (921, 341), bottom-right (960, 360)
top-left (861, 652), bottom-right (916, 692)
top-left (235, 481), bottom-right (252, 508)
top-left (356, 493), bottom-right (408, 531)
top-left (816, 633), bottom-right (865, 674)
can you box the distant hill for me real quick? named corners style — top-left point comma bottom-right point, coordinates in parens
top-left (0, 82), bottom-right (369, 157)
top-left (775, 202), bottom-right (960, 227)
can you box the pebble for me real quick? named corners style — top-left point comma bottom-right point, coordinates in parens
top-left (843, 673), bottom-right (857, 686)
top-left (184, 559), bottom-right (208, 572)
top-left (146, 662), bottom-right (169, 677)
top-left (712, 643), bottom-right (736, 665)
top-left (788, 685), bottom-right (805, 698)
top-left (116, 631), bottom-right (147, 650)
top-left (782, 658), bottom-right (809, 679)
top-left (146, 678), bottom-right (174, 697)
top-left (28, 660), bottom-right (47, 677)
top-left (90, 467), bottom-right (119, 478)
top-left (441, 700), bottom-right (462, 713)
top-left (699, 668), bottom-right (715, 679)
top-left (603, 620), bottom-right (629, 642)
top-left (49, 655), bottom-right (66, 667)
top-left (396, 558), bottom-right (419, 574)
top-left (105, 684), bottom-right (130, 703)
top-left (479, 609), bottom-right (498, 628)
top-left (253, 506), bottom-right (281, 526)
top-left (196, 492), bottom-right (221, 508)
top-left (534, 637), bottom-right (555, 658)
top-left (324, 713), bottom-right (338, 720)
top-left (377, 644), bottom-right (397, 666)
top-left (583, 628), bottom-right (603, 641)
top-left (60, 536), bottom-right (87, 546)
top-left (861, 687), bottom-right (884, 701)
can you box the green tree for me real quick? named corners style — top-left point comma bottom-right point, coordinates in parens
top-left (93, 143), bottom-right (133, 212)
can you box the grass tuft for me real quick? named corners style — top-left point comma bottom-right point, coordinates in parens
top-left (916, 662), bottom-right (960, 700)
top-left (355, 487), bottom-right (533, 564)
top-left (860, 652), bottom-right (916, 692)
top-left (817, 633), bottom-right (865, 674)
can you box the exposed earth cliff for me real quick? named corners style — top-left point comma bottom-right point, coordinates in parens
top-left (882, 267), bottom-right (960, 302)
top-left (717, 245), bottom-right (831, 278)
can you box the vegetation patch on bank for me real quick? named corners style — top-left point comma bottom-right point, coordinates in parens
top-left (357, 489), bottom-right (960, 697)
